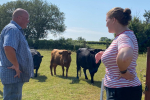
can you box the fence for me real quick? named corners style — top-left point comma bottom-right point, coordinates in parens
top-left (145, 47), bottom-right (150, 100)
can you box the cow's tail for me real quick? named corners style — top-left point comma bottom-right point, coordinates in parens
top-left (77, 65), bottom-right (81, 77)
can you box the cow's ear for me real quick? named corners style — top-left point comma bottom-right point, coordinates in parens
top-left (59, 52), bottom-right (63, 54)
top-left (90, 50), bottom-right (95, 54)
top-left (94, 49), bottom-right (101, 53)
top-left (68, 51), bottom-right (71, 55)
top-left (41, 56), bottom-right (43, 58)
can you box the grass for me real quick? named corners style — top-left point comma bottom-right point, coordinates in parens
top-left (0, 45), bottom-right (147, 100)
top-left (86, 44), bottom-right (107, 50)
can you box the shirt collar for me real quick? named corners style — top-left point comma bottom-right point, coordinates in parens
top-left (10, 20), bottom-right (22, 30)
top-left (115, 30), bottom-right (132, 38)
top-left (10, 20), bottom-right (24, 35)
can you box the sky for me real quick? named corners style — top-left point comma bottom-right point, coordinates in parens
top-left (0, 0), bottom-right (150, 41)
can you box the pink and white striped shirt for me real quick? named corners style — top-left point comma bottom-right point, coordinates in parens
top-left (101, 30), bottom-right (141, 88)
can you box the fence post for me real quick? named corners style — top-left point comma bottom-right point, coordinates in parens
top-left (100, 78), bottom-right (105, 100)
top-left (145, 47), bottom-right (150, 100)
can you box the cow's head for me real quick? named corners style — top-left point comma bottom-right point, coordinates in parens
top-left (89, 49), bottom-right (104, 55)
top-left (33, 54), bottom-right (43, 68)
top-left (89, 49), bottom-right (104, 64)
top-left (59, 50), bottom-right (71, 64)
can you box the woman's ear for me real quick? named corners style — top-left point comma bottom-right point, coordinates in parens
top-left (112, 17), bottom-right (117, 23)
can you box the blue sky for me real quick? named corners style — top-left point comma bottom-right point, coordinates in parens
top-left (0, 0), bottom-right (149, 41)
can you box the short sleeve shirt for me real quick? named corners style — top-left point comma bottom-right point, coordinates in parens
top-left (0, 20), bottom-right (34, 84)
top-left (101, 30), bottom-right (141, 88)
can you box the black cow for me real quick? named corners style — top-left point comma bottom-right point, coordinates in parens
top-left (76, 48), bottom-right (104, 83)
top-left (30, 49), bottom-right (43, 77)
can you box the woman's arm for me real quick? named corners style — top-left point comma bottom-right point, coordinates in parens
top-left (95, 51), bottom-right (104, 64)
top-left (116, 47), bottom-right (135, 80)
top-left (116, 47), bottom-right (133, 71)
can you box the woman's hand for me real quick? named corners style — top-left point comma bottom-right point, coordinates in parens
top-left (95, 51), bottom-right (104, 64)
top-left (118, 70), bottom-right (135, 81)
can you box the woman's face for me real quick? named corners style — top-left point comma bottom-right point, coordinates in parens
top-left (106, 15), bottom-right (115, 33)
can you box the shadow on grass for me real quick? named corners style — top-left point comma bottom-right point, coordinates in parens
top-left (55, 75), bottom-right (102, 88)
top-left (85, 80), bottom-right (102, 88)
top-left (0, 90), bottom-right (3, 97)
top-left (31, 74), bottom-right (47, 82)
top-left (56, 75), bottom-right (81, 84)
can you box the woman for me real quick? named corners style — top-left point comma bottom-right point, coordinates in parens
top-left (95, 7), bottom-right (142, 100)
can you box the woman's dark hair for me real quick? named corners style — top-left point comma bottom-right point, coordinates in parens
top-left (107, 7), bottom-right (132, 26)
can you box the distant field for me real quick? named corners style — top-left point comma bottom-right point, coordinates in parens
top-left (0, 46), bottom-right (147, 100)
top-left (86, 44), bottom-right (106, 50)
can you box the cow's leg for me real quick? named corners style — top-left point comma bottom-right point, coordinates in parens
top-left (66, 67), bottom-right (68, 77)
top-left (83, 68), bottom-right (88, 80)
top-left (54, 65), bottom-right (57, 75)
top-left (77, 64), bottom-right (80, 79)
top-left (62, 66), bottom-right (64, 76)
top-left (90, 72), bottom-right (95, 83)
top-left (35, 67), bottom-right (39, 77)
top-left (50, 64), bottom-right (53, 76)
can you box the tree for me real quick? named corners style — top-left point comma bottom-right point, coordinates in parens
top-left (77, 37), bottom-right (86, 42)
top-left (143, 10), bottom-right (150, 24)
top-left (128, 16), bottom-right (150, 53)
top-left (0, 0), bottom-right (66, 39)
top-left (99, 37), bottom-right (107, 41)
top-left (99, 37), bottom-right (111, 42)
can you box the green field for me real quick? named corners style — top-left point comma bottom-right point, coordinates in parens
top-left (0, 47), bottom-right (147, 100)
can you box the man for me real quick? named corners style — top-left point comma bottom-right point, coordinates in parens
top-left (0, 8), bottom-right (33, 100)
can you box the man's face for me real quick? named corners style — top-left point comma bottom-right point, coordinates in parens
top-left (20, 12), bottom-right (29, 29)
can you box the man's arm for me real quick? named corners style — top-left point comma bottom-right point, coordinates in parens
top-left (4, 46), bottom-right (21, 78)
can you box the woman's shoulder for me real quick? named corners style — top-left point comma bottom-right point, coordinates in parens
top-left (119, 30), bottom-right (136, 39)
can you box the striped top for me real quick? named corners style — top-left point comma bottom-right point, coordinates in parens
top-left (101, 30), bottom-right (141, 88)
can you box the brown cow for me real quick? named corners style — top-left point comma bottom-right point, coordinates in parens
top-left (50, 49), bottom-right (71, 77)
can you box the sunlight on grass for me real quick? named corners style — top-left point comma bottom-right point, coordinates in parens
top-left (0, 49), bottom-right (147, 100)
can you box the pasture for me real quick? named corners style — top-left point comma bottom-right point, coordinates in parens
top-left (0, 45), bottom-right (147, 100)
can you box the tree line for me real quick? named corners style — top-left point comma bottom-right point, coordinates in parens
top-left (27, 38), bottom-right (88, 51)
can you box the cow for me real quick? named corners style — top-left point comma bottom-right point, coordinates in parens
top-left (76, 48), bottom-right (104, 83)
top-left (50, 49), bottom-right (71, 77)
top-left (30, 49), bottom-right (43, 77)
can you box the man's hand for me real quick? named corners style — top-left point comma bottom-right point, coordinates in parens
top-left (7, 65), bottom-right (22, 78)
